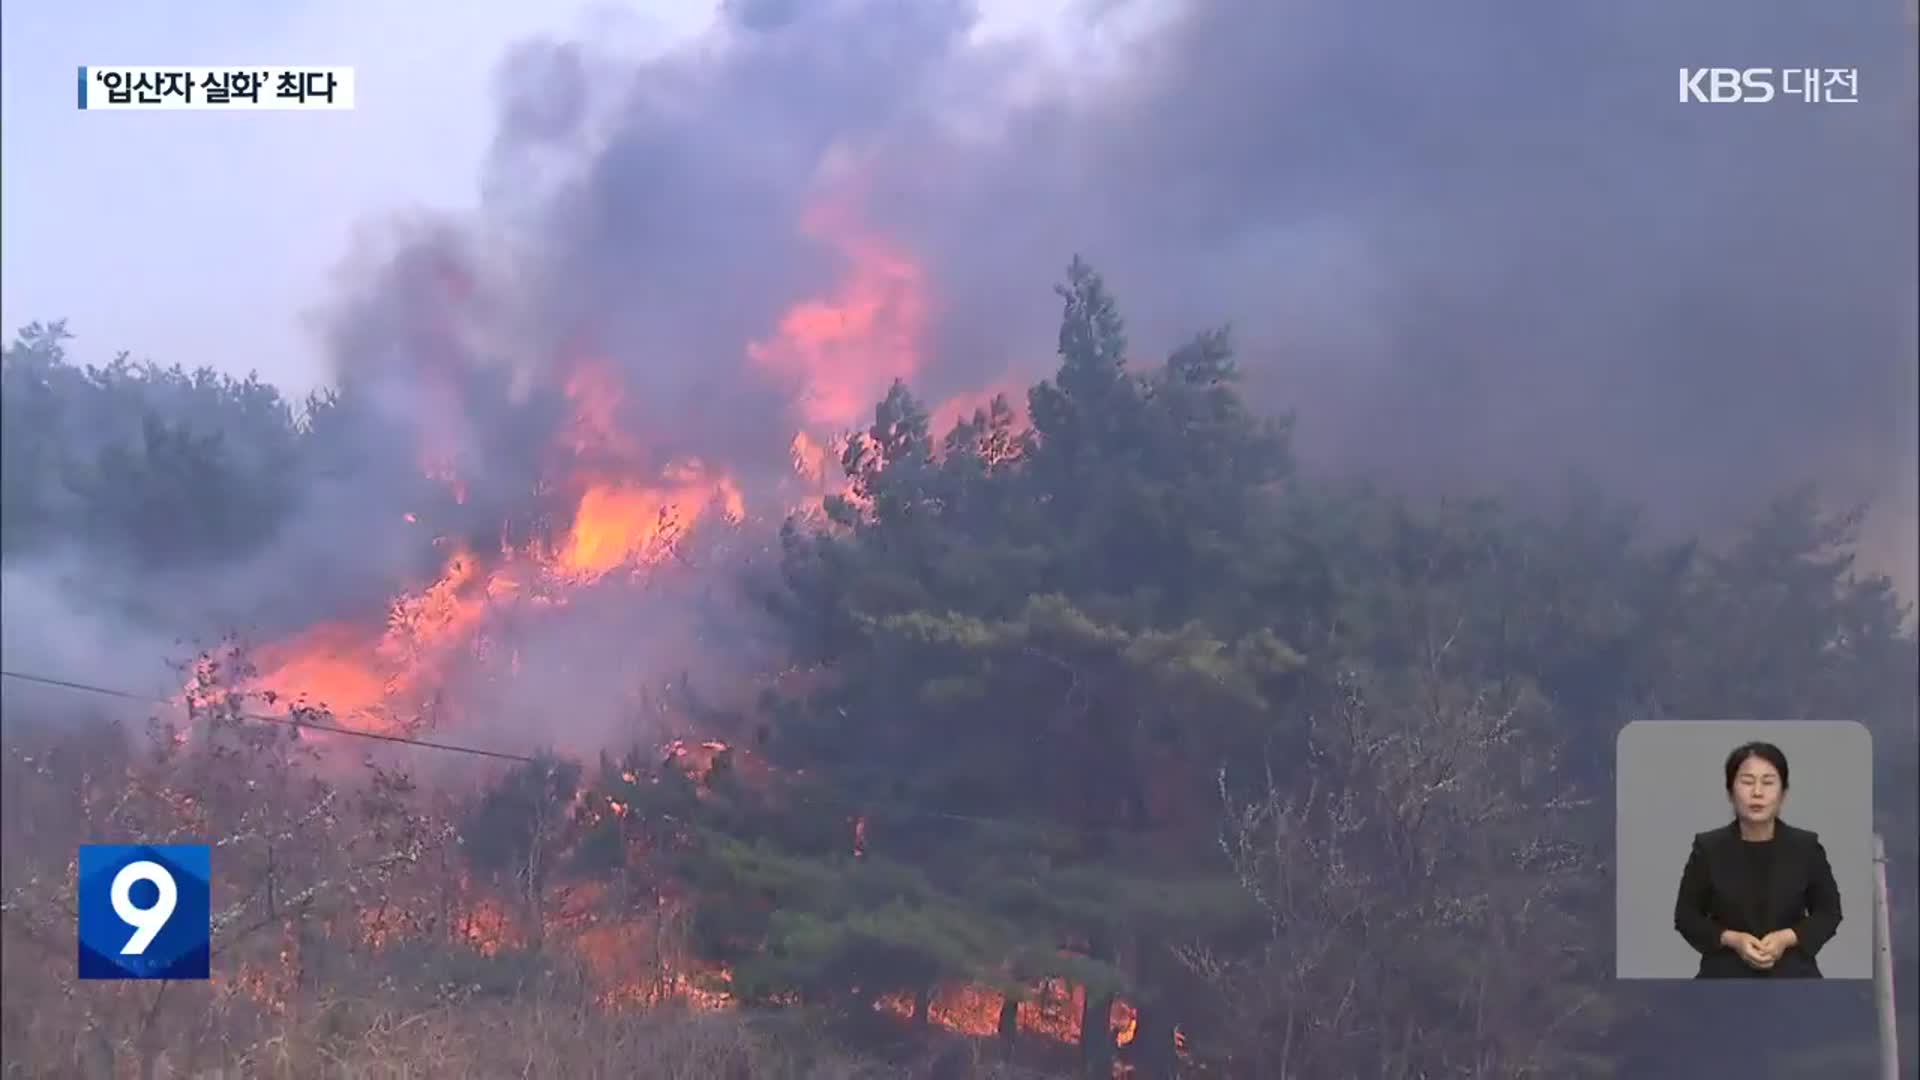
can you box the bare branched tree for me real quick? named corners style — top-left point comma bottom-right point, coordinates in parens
top-left (1185, 658), bottom-right (1609, 1079)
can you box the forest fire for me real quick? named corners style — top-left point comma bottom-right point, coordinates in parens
top-left (241, 439), bottom-right (749, 737)
top-left (4, 2), bottom-right (1900, 1077)
top-left (148, 189), bottom-right (1121, 1064)
top-left (870, 983), bottom-right (1117, 1047)
top-left (234, 190), bottom-right (972, 743)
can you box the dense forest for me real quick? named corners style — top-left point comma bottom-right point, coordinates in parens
top-left (1, 263), bottom-right (1916, 1078)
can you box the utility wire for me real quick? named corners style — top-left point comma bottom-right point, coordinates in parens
top-left (1, 669), bottom-right (1134, 834)
top-left (0, 668), bottom-right (540, 763)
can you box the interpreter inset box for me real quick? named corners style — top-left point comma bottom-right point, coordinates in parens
top-left (1615, 720), bottom-right (1872, 980)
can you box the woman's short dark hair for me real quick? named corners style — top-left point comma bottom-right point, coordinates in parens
top-left (1724, 741), bottom-right (1791, 791)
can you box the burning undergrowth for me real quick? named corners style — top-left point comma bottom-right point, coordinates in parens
top-left (3, 635), bottom-right (1140, 1074)
top-left (0, 167), bottom-right (1098, 1066)
top-left (2, 27), bottom-right (1075, 1057)
top-left (6, 3), bottom-right (1909, 1076)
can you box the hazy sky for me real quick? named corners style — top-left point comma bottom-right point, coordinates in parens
top-left (0, 1), bottom-right (1074, 397)
top-left (3, 1), bottom-right (601, 394)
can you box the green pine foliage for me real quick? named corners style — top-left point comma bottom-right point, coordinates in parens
top-left (3, 258), bottom-right (1912, 1075)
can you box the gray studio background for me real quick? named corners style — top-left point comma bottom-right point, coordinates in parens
top-left (1615, 720), bottom-right (1874, 980)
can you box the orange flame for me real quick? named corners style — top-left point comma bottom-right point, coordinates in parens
top-left (868, 980), bottom-right (1132, 1050)
top-left (748, 199), bottom-right (929, 430)
top-left (553, 467), bottom-right (743, 584)
top-left (790, 431), bottom-right (832, 486)
top-left (459, 895), bottom-right (523, 957)
top-left (1113, 999), bottom-right (1138, 1047)
top-left (929, 370), bottom-right (1030, 439)
top-left (241, 195), bottom-right (1003, 761)
top-left (929, 984), bottom-right (1004, 1037)
top-left (251, 623), bottom-right (403, 728)
top-left (1021, 977), bottom-right (1083, 1043)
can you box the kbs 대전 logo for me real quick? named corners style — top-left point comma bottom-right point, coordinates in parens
top-left (1678, 68), bottom-right (1859, 104)
top-left (77, 844), bottom-right (211, 980)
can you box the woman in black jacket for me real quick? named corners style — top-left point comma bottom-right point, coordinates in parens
top-left (1672, 741), bottom-right (1843, 978)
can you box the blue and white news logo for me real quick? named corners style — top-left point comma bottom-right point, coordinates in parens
top-left (77, 844), bottom-right (211, 980)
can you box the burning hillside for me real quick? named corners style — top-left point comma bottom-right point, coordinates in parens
top-left (4, 3), bottom-right (1909, 1078)
top-left (241, 186), bottom-right (983, 751)
top-left (176, 184), bottom-right (1133, 1054)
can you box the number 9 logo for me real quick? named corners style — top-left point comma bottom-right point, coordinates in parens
top-left (110, 860), bottom-right (178, 955)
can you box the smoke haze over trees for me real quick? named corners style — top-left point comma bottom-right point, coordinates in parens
top-left (464, 0), bottom-right (1918, 573)
top-left (4, 260), bottom-right (1915, 1076)
top-left (2, 0), bottom-right (1915, 1077)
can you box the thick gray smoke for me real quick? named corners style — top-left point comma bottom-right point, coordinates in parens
top-left (0, 559), bottom-right (186, 726)
top-left (326, 0), bottom-right (1914, 584)
top-left (12, 0), bottom-right (1912, 744)
top-left (882, 0), bottom-right (1916, 518)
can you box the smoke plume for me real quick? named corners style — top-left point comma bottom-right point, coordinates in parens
top-left (336, 0), bottom-right (1913, 563)
top-left (9, 0), bottom-right (1913, 744)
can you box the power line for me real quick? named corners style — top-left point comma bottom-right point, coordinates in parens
top-left (0, 669), bottom-right (1137, 834)
top-left (0, 668), bottom-right (540, 764)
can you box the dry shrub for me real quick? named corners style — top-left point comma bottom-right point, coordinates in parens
top-left (1, 687), bottom-right (1069, 1079)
